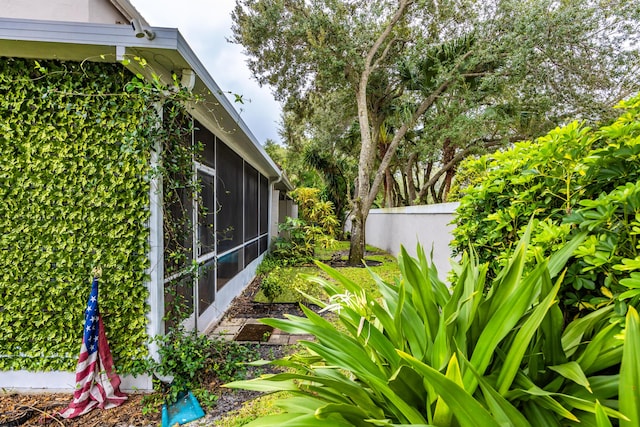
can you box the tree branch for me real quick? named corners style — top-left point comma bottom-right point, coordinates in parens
top-left (366, 78), bottom-right (451, 208)
top-left (362, 0), bottom-right (413, 81)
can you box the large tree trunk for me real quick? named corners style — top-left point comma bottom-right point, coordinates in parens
top-left (347, 0), bottom-right (417, 266)
top-left (348, 198), bottom-right (366, 265)
top-left (406, 152), bottom-right (418, 205)
top-left (384, 166), bottom-right (394, 207)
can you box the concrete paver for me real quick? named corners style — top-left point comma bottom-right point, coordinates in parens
top-left (208, 316), bottom-right (314, 345)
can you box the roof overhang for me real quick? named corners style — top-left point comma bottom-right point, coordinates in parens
top-left (0, 17), bottom-right (291, 190)
top-left (109, 0), bottom-right (150, 27)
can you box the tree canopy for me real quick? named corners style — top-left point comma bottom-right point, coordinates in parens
top-left (232, 0), bottom-right (640, 264)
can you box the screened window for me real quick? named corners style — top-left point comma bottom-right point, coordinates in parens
top-left (244, 241), bottom-right (259, 267)
top-left (162, 109), bottom-right (193, 277)
top-left (163, 182), bottom-right (193, 275)
top-left (217, 249), bottom-right (243, 291)
top-left (197, 170), bottom-right (216, 257)
top-left (194, 120), bottom-right (215, 169)
top-left (216, 141), bottom-right (244, 253)
top-left (259, 235), bottom-right (268, 255)
top-left (259, 174), bottom-right (269, 235)
top-left (163, 115), bottom-right (276, 321)
top-left (244, 164), bottom-right (259, 241)
top-left (198, 259), bottom-right (216, 315)
top-left (164, 273), bottom-right (193, 333)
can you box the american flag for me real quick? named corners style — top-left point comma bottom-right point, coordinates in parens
top-left (58, 277), bottom-right (127, 419)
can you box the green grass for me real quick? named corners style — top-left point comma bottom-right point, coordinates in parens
top-left (214, 392), bottom-right (288, 426)
top-left (254, 244), bottom-right (399, 303)
top-left (314, 241), bottom-right (387, 260)
top-left (253, 266), bottom-right (320, 303)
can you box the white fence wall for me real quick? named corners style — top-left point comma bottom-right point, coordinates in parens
top-left (365, 202), bottom-right (459, 279)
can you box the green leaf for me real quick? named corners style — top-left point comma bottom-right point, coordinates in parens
top-left (464, 261), bottom-right (547, 393)
top-left (562, 306), bottom-right (614, 357)
top-left (595, 400), bottom-right (614, 427)
top-left (398, 246), bottom-right (439, 340)
top-left (398, 351), bottom-right (502, 427)
top-left (496, 275), bottom-right (560, 395)
top-left (620, 306), bottom-right (640, 427)
top-left (548, 362), bottom-right (592, 393)
top-left (432, 354), bottom-right (463, 426)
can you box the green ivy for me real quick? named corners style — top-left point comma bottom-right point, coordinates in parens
top-left (0, 58), bottom-right (152, 372)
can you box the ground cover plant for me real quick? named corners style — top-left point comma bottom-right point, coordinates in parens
top-left (451, 94), bottom-right (640, 313)
top-left (227, 227), bottom-right (640, 426)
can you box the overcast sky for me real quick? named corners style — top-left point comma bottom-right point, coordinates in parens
top-left (130, 0), bottom-right (282, 145)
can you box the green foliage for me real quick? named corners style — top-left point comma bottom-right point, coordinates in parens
top-left (0, 56), bottom-right (203, 374)
top-left (290, 187), bottom-right (340, 238)
top-left (254, 266), bottom-right (322, 304)
top-left (255, 253), bottom-right (283, 276)
top-left (271, 217), bottom-right (317, 263)
top-left (215, 392), bottom-right (288, 427)
top-left (227, 230), bottom-right (636, 426)
top-left (255, 244), bottom-right (398, 304)
top-left (452, 93), bottom-right (640, 311)
top-left (137, 326), bottom-right (259, 407)
top-left (260, 271), bottom-right (284, 303)
top-left (0, 58), bottom-right (151, 372)
top-left (271, 188), bottom-right (339, 263)
top-left (150, 330), bottom-right (215, 405)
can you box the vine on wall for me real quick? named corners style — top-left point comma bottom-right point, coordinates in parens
top-left (0, 58), bottom-right (157, 372)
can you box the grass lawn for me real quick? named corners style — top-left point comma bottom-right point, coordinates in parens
top-left (215, 392), bottom-right (289, 427)
top-left (253, 242), bottom-right (399, 303)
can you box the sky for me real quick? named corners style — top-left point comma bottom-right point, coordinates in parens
top-left (130, 0), bottom-right (282, 145)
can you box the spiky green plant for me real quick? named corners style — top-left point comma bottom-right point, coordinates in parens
top-left (227, 225), bottom-right (637, 426)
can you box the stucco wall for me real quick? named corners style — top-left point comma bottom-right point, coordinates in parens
top-left (0, 0), bottom-right (128, 24)
top-left (365, 202), bottom-right (459, 280)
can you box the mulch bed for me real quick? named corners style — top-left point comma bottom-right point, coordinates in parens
top-left (0, 393), bottom-right (157, 427)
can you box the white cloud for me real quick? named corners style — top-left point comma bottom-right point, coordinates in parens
top-left (130, 0), bottom-right (282, 144)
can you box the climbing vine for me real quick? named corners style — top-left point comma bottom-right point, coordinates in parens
top-left (0, 57), bottom-right (198, 373)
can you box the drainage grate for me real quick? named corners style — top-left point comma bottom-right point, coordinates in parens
top-left (234, 323), bottom-right (274, 342)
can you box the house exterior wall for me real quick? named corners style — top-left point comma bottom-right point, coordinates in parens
top-left (0, 0), bottom-right (129, 24)
top-left (0, 59), bottom-right (152, 378)
top-left (0, 1), bottom-right (290, 392)
top-left (364, 203), bottom-right (459, 280)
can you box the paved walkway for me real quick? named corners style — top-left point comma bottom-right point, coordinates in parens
top-left (209, 317), bottom-right (315, 345)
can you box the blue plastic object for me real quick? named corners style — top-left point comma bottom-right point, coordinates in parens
top-left (161, 391), bottom-right (205, 426)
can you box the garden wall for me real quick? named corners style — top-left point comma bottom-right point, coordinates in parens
top-left (365, 202), bottom-right (459, 279)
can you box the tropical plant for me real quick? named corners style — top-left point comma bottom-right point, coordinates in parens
top-left (227, 227), bottom-right (639, 426)
top-left (271, 217), bottom-right (320, 262)
top-left (452, 93), bottom-right (640, 312)
top-left (271, 188), bottom-right (339, 263)
top-left (290, 187), bottom-right (340, 238)
top-left (260, 270), bottom-right (284, 303)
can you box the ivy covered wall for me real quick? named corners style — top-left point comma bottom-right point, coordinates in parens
top-left (0, 58), bottom-right (152, 372)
